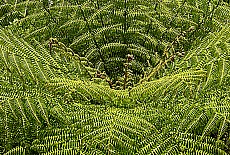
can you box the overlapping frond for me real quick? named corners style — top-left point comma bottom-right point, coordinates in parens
top-left (177, 25), bottom-right (230, 88)
top-left (0, 0), bottom-right (230, 154)
top-left (31, 105), bottom-right (157, 154)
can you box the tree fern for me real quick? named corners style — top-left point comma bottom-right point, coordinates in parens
top-left (0, 0), bottom-right (230, 154)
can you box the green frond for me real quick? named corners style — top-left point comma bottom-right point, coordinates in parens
top-left (47, 78), bottom-right (130, 103)
top-left (178, 25), bottom-right (230, 88)
top-left (139, 132), bottom-right (227, 155)
top-left (0, 0), bottom-right (230, 154)
top-left (3, 146), bottom-right (25, 155)
top-left (132, 69), bottom-right (206, 100)
top-left (31, 106), bottom-right (157, 154)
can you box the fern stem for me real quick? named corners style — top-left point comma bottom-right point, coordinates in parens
top-left (95, 0), bottom-right (109, 44)
top-left (76, 0), bottom-right (110, 76)
top-left (123, 63), bottom-right (128, 90)
top-left (123, 0), bottom-right (128, 45)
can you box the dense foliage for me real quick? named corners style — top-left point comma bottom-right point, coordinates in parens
top-left (0, 0), bottom-right (230, 154)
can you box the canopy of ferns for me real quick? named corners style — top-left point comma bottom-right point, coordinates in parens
top-left (0, 0), bottom-right (230, 154)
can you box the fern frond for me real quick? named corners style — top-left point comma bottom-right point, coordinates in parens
top-left (132, 69), bottom-right (206, 100)
top-left (3, 146), bottom-right (25, 155)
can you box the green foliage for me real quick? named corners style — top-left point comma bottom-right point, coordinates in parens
top-left (0, 0), bottom-right (230, 154)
